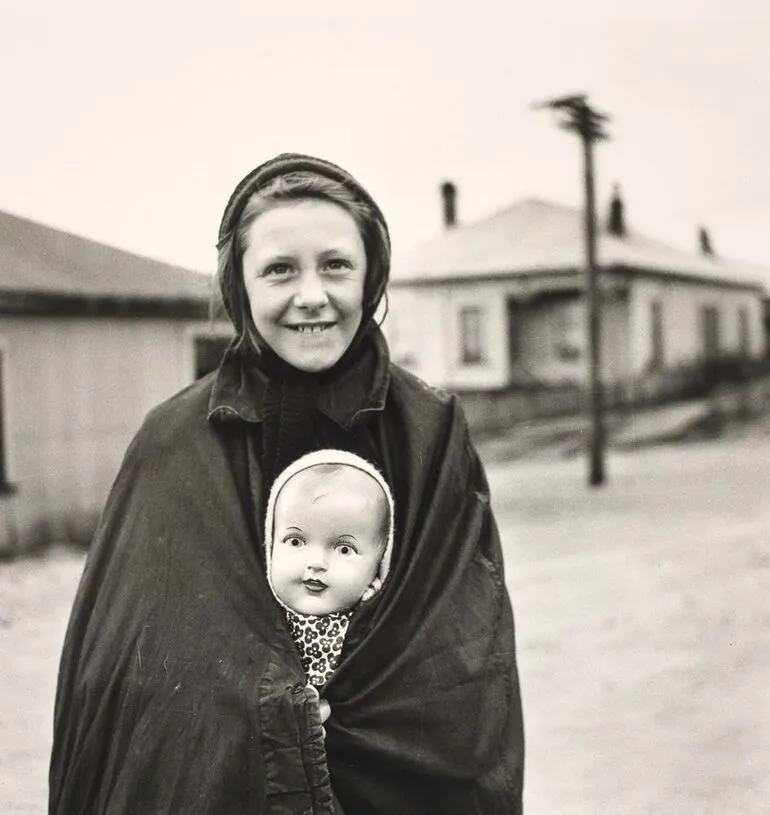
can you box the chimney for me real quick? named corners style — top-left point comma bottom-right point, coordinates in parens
top-left (440, 181), bottom-right (457, 229)
top-left (607, 183), bottom-right (626, 237)
top-left (698, 226), bottom-right (715, 256)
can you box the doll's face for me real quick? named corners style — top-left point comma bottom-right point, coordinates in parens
top-left (270, 465), bottom-right (387, 615)
top-left (241, 199), bottom-right (366, 372)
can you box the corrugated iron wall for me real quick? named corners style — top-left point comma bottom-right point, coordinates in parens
top-left (0, 315), bottom-right (214, 554)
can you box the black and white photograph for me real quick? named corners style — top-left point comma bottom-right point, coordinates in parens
top-left (1, 2), bottom-right (768, 813)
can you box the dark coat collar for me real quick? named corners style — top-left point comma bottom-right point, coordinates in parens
top-left (207, 328), bottom-right (391, 429)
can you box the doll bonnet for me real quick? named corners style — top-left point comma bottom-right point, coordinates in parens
top-left (264, 449), bottom-right (395, 610)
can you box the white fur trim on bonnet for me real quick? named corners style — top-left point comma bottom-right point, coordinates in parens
top-left (264, 449), bottom-right (395, 611)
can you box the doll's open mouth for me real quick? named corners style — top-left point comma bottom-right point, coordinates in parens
top-left (303, 579), bottom-right (327, 592)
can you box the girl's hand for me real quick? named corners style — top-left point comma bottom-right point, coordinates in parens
top-left (306, 685), bottom-right (331, 737)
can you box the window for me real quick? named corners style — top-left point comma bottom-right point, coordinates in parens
top-left (701, 305), bottom-right (720, 360)
top-left (0, 350), bottom-right (11, 493)
top-left (507, 299), bottom-right (522, 363)
top-left (738, 307), bottom-right (751, 356)
top-left (553, 300), bottom-right (582, 362)
top-left (459, 306), bottom-right (484, 365)
top-left (194, 334), bottom-right (233, 379)
top-left (650, 300), bottom-right (664, 369)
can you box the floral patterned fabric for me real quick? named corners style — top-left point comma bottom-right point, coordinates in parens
top-left (285, 609), bottom-right (353, 687)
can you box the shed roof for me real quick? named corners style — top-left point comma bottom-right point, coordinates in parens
top-left (392, 198), bottom-right (768, 290)
top-left (0, 208), bottom-right (213, 304)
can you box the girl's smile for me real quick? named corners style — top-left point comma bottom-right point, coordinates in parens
top-left (288, 322), bottom-right (335, 334)
top-left (241, 200), bottom-right (367, 372)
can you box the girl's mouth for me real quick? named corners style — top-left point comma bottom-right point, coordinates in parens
top-left (289, 323), bottom-right (334, 334)
top-left (303, 579), bottom-right (328, 593)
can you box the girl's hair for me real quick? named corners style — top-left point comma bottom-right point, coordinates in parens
top-left (217, 171), bottom-right (389, 356)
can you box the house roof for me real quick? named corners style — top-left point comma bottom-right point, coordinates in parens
top-left (391, 198), bottom-right (768, 290)
top-left (0, 208), bottom-right (213, 306)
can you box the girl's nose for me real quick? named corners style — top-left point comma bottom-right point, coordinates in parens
top-left (293, 269), bottom-right (329, 310)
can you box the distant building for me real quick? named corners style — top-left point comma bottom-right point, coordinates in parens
top-left (0, 209), bottom-right (231, 553)
top-left (384, 186), bottom-right (767, 421)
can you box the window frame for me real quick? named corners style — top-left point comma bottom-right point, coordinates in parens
top-left (701, 304), bottom-right (721, 360)
top-left (192, 329), bottom-right (235, 380)
top-left (0, 347), bottom-right (14, 495)
top-left (458, 305), bottom-right (485, 366)
top-left (553, 298), bottom-right (583, 362)
top-left (738, 306), bottom-right (751, 357)
top-left (649, 299), bottom-right (664, 370)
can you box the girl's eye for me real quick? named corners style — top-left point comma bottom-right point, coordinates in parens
top-left (336, 543), bottom-right (356, 556)
top-left (284, 536), bottom-right (304, 548)
top-left (325, 258), bottom-right (351, 273)
top-left (264, 263), bottom-right (293, 277)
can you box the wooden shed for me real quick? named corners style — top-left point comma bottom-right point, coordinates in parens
top-left (0, 209), bottom-right (231, 554)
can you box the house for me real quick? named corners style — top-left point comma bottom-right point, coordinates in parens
top-left (0, 209), bottom-right (232, 554)
top-left (383, 185), bottom-right (768, 427)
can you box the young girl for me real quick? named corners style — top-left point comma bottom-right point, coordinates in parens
top-left (265, 449), bottom-right (394, 687)
top-left (51, 153), bottom-right (524, 815)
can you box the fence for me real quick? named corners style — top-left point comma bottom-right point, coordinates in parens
top-left (457, 357), bottom-right (770, 435)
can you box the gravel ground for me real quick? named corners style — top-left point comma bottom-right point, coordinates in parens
top-left (488, 432), bottom-right (770, 813)
top-left (1, 432), bottom-right (768, 813)
top-left (0, 546), bottom-right (85, 814)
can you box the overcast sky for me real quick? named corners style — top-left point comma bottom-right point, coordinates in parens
top-left (2, 0), bottom-right (769, 276)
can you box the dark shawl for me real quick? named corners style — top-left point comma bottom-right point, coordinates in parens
top-left (49, 347), bottom-right (525, 814)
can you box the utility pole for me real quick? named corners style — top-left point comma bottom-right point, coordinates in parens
top-left (533, 93), bottom-right (609, 486)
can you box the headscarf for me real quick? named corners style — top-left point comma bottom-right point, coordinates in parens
top-left (214, 153), bottom-right (393, 485)
top-left (216, 152), bottom-right (391, 340)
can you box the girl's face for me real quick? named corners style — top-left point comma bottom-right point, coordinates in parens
top-left (241, 199), bottom-right (367, 372)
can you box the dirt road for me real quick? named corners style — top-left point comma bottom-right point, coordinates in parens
top-left (488, 434), bottom-right (770, 813)
top-left (1, 433), bottom-right (768, 813)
